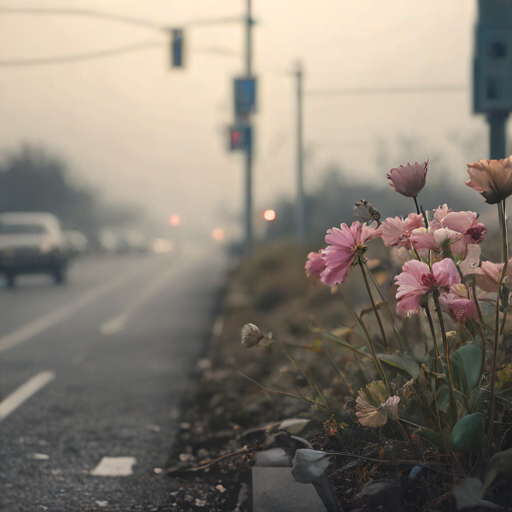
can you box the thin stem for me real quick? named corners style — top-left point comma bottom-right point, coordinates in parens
top-left (471, 282), bottom-right (487, 378)
top-left (324, 344), bottom-right (355, 396)
top-left (424, 305), bottom-right (440, 376)
top-left (359, 258), bottom-right (390, 353)
top-left (364, 260), bottom-right (409, 351)
top-left (433, 292), bottom-right (458, 427)
top-left (273, 339), bottom-right (332, 413)
top-left (238, 371), bottom-right (330, 411)
top-left (423, 305), bottom-right (455, 461)
top-left (413, 196), bottom-right (421, 215)
top-left (340, 291), bottom-right (391, 393)
top-left (488, 199), bottom-right (509, 451)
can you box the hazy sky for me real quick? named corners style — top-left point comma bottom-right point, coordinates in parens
top-left (0, 1), bottom-right (496, 236)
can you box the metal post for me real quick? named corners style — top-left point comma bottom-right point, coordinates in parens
top-left (296, 61), bottom-right (305, 243)
top-left (243, 0), bottom-right (253, 255)
top-left (488, 111), bottom-right (508, 159)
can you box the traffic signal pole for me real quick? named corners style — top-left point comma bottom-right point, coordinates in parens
top-left (295, 61), bottom-right (305, 243)
top-left (243, 0), bottom-right (253, 254)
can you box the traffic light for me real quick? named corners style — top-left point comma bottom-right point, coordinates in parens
top-left (229, 126), bottom-right (251, 151)
top-left (171, 29), bottom-right (185, 68)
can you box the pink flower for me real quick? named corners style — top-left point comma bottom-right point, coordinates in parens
top-left (474, 260), bottom-right (512, 292)
top-left (387, 161), bottom-right (428, 198)
top-left (433, 204), bottom-right (452, 225)
top-left (321, 221), bottom-right (377, 287)
top-left (466, 158), bottom-right (512, 204)
top-left (440, 284), bottom-right (478, 322)
top-left (440, 211), bottom-right (487, 245)
top-left (378, 214), bottom-right (425, 249)
top-left (305, 251), bottom-right (326, 282)
top-left (395, 259), bottom-right (460, 317)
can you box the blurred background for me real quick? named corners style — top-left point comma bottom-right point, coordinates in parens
top-left (0, 1), bottom-right (499, 252)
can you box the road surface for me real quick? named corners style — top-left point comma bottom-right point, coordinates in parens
top-left (0, 246), bottom-right (227, 511)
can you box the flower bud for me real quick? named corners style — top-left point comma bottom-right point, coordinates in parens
top-left (387, 161), bottom-right (428, 198)
top-left (241, 323), bottom-right (272, 348)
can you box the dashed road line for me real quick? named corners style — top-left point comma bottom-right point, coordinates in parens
top-left (0, 263), bottom-right (155, 353)
top-left (91, 457), bottom-right (136, 476)
top-left (99, 263), bottom-right (181, 336)
top-left (0, 371), bottom-right (56, 421)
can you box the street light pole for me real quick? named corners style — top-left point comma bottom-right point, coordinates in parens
top-left (295, 61), bottom-right (305, 243)
top-left (243, 0), bottom-right (253, 254)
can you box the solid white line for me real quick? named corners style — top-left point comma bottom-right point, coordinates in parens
top-left (91, 457), bottom-right (136, 476)
top-left (0, 265), bottom-right (152, 353)
top-left (99, 263), bottom-right (180, 336)
top-left (0, 371), bottom-right (55, 421)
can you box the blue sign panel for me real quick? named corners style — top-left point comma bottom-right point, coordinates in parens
top-left (234, 78), bottom-right (257, 115)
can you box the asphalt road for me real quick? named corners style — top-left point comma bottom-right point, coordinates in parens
top-left (0, 246), bottom-right (228, 511)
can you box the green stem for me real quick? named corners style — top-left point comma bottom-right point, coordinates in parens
top-left (424, 305), bottom-right (441, 376)
top-left (340, 291), bottom-right (391, 393)
top-left (359, 258), bottom-right (390, 353)
top-left (414, 196), bottom-right (429, 228)
top-left (471, 282), bottom-right (488, 378)
top-left (488, 199), bottom-right (509, 451)
top-left (364, 260), bottom-right (409, 351)
top-left (433, 292), bottom-right (458, 427)
top-left (324, 344), bottom-right (355, 395)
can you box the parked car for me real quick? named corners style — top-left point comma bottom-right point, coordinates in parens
top-left (0, 212), bottom-right (69, 287)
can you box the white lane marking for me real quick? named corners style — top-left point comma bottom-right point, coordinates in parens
top-left (99, 263), bottom-right (180, 336)
top-left (91, 457), bottom-right (136, 476)
top-left (0, 371), bottom-right (55, 421)
top-left (0, 265), bottom-right (153, 353)
top-left (100, 314), bottom-right (128, 336)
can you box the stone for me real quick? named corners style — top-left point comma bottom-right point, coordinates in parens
top-left (254, 448), bottom-right (292, 467)
top-left (252, 466), bottom-right (328, 512)
top-left (361, 480), bottom-right (402, 512)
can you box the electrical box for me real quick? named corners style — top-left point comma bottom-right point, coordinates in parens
top-left (474, 0), bottom-right (512, 113)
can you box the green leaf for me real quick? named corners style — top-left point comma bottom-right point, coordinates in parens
top-left (414, 427), bottom-right (451, 450)
top-left (450, 344), bottom-right (482, 394)
top-left (451, 412), bottom-right (484, 453)
top-left (377, 353), bottom-right (420, 380)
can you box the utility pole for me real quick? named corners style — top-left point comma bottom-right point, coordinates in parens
top-left (489, 112), bottom-right (508, 159)
top-left (242, 0), bottom-right (254, 255)
top-left (295, 61), bottom-right (305, 243)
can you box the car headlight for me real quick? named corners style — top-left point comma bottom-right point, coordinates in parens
top-left (40, 243), bottom-right (57, 254)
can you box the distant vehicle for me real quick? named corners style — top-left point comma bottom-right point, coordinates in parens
top-left (63, 230), bottom-right (88, 256)
top-left (0, 212), bottom-right (69, 287)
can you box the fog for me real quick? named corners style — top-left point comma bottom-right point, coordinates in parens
top-left (0, 0), bottom-right (492, 239)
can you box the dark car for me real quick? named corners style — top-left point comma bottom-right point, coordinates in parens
top-left (0, 212), bottom-right (70, 287)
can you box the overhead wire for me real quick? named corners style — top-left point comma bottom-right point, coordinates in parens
top-left (0, 41), bottom-right (166, 66)
top-left (306, 85), bottom-right (467, 97)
